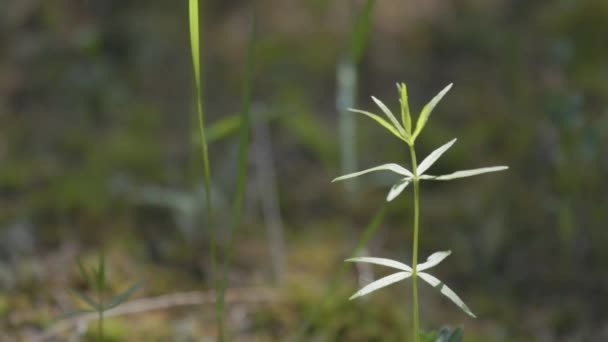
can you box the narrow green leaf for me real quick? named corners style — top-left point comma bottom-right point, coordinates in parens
top-left (417, 250), bottom-right (451, 272)
top-left (104, 281), bottom-right (143, 310)
top-left (420, 166), bottom-right (509, 181)
top-left (418, 272), bottom-right (476, 318)
top-left (348, 108), bottom-right (408, 142)
top-left (413, 83), bottom-right (453, 141)
top-left (332, 163), bottom-right (414, 182)
top-left (371, 96), bottom-right (407, 137)
top-left (350, 0), bottom-right (375, 64)
top-left (189, 0), bottom-right (201, 90)
top-left (417, 138), bottom-right (457, 175)
top-left (217, 5), bottom-right (257, 341)
top-left (188, 0), bottom-right (220, 337)
top-left (398, 83), bottom-right (412, 134)
top-left (69, 289), bottom-right (100, 311)
top-left (386, 178), bottom-right (410, 202)
top-left (76, 257), bottom-right (95, 291)
top-left (56, 309), bottom-right (97, 321)
top-left (346, 256), bottom-right (412, 272)
top-left (349, 271), bottom-right (411, 300)
top-left (97, 252), bottom-right (105, 293)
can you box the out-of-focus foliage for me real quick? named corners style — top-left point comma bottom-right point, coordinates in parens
top-left (1, 0), bottom-right (607, 340)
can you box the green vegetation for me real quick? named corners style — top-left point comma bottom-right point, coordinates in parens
top-left (1, 1), bottom-right (606, 340)
top-left (334, 83), bottom-right (507, 340)
top-left (62, 253), bottom-right (141, 341)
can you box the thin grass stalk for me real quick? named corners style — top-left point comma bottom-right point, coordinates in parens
top-left (217, 4), bottom-right (257, 341)
top-left (187, 0), bottom-right (220, 334)
top-left (409, 144), bottom-right (420, 342)
top-left (98, 308), bottom-right (103, 342)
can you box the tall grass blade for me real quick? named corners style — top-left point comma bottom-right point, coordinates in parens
top-left (217, 3), bottom-right (256, 340)
top-left (188, 0), bottom-right (220, 335)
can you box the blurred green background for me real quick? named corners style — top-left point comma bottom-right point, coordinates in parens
top-left (1, 0), bottom-right (607, 340)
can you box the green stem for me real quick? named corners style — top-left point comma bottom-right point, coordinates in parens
top-left (99, 309), bottom-right (104, 342)
top-left (409, 144), bottom-right (420, 342)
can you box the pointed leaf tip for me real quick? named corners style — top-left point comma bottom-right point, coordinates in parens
top-left (413, 83), bottom-right (453, 140)
top-left (418, 272), bottom-right (476, 318)
top-left (417, 250), bottom-right (451, 271)
top-left (346, 256), bottom-right (412, 271)
top-left (332, 163), bottom-right (413, 183)
top-left (420, 166), bottom-right (509, 181)
top-left (349, 271), bottom-right (412, 300)
top-left (371, 96), bottom-right (407, 137)
top-left (348, 108), bottom-right (409, 142)
top-left (417, 138), bottom-right (457, 175)
top-left (386, 179), bottom-right (410, 202)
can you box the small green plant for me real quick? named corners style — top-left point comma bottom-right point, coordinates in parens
top-left (61, 252), bottom-right (142, 342)
top-left (333, 82), bottom-right (508, 341)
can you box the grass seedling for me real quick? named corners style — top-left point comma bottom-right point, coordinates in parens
top-left (61, 252), bottom-right (142, 341)
top-left (333, 82), bottom-right (508, 341)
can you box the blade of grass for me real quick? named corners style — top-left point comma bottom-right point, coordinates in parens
top-left (350, 0), bottom-right (375, 65)
top-left (289, 205), bottom-right (386, 341)
top-left (217, 3), bottom-right (257, 341)
top-left (188, 0), bottom-right (220, 336)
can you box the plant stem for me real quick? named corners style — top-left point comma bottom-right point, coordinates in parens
top-left (409, 144), bottom-right (420, 342)
top-left (99, 309), bottom-right (104, 342)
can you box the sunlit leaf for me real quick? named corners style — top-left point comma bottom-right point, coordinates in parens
top-left (349, 271), bottom-right (411, 300)
top-left (417, 139), bottom-right (457, 175)
top-left (420, 166), bottom-right (509, 181)
top-left (386, 178), bottom-right (410, 202)
top-left (69, 289), bottom-right (100, 311)
top-left (345, 256), bottom-right (412, 272)
top-left (413, 83), bottom-right (453, 141)
top-left (332, 163), bottom-right (413, 182)
top-left (104, 281), bottom-right (143, 310)
top-left (417, 250), bottom-right (451, 272)
top-left (371, 96), bottom-right (407, 137)
top-left (418, 272), bottom-right (476, 318)
top-left (398, 83), bottom-right (412, 134)
top-left (348, 108), bottom-right (408, 142)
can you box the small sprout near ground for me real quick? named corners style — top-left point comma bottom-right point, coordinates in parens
top-left (60, 252), bottom-right (142, 342)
